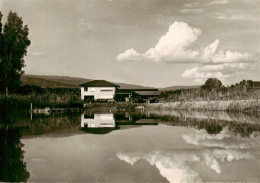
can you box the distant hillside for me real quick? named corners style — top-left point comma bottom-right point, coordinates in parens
top-left (159, 85), bottom-right (199, 91)
top-left (21, 75), bottom-right (156, 89)
top-left (21, 74), bottom-right (198, 90)
top-left (116, 82), bottom-right (155, 90)
top-left (21, 75), bottom-right (91, 88)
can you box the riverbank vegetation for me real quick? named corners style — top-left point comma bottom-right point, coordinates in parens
top-left (155, 78), bottom-right (260, 114)
top-left (0, 87), bottom-right (83, 110)
top-left (159, 78), bottom-right (260, 102)
top-left (147, 99), bottom-right (260, 114)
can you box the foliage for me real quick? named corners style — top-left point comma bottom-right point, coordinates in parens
top-left (201, 78), bottom-right (222, 91)
top-left (159, 78), bottom-right (260, 102)
top-left (0, 88), bottom-right (83, 110)
top-left (0, 11), bottom-right (30, 94)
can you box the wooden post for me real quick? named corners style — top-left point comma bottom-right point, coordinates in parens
top-left (30, 103), bottom-right (32, 120)
top-left (5, 87), bottom-right (8, 96)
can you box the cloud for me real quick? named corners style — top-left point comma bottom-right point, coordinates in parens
top-left (179, 9), bottom-right (204, 14)
top-left (182, 127), bottom-right (255, 149)
top-left (116, 21), bottom-right (251, 64)
top-left (202, 149), bottom-right (253, 173)
top-left (216, 14), bottom-right (258, 21)
top-left (181, 62), bottom-right (253, 83)
top-left (183, 3), bottom-right (199, 8)
top-left (117, 21), bottom-right (202, 63)
top-left (116, 21), bottom-right (255, 83)
top-left (117, 151), bottom-right (202, 183)
top-left (117, 149), bottom-right (253, 182)
top-left (209, 0), bottom-right (229, 5)
top-left (28, 52), bottom-right (47, 58)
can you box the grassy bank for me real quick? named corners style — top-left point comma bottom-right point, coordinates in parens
top-left (0, 92), bottom-right (83, 111)
top-left (147, 99), bottom-right (260, 114)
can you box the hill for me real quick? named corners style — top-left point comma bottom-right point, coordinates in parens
top-left (21, 75), bottom-right (91, 88)
top-left (21, 75), bottom-right (156, 89)
top-left (21, 75), bottom-right (198, 91)
top-left (159, 85), bottom-right (199, 91)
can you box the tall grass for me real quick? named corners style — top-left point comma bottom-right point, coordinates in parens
top-left (0, 91), bottom-right (83, 110)
top-left (147, 99), bottom-right (260, 114)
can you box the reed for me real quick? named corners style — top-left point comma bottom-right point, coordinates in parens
top-left (0, 92), bottom-right (83, 111)
top-left (147, 99), bottom-right (260, 114)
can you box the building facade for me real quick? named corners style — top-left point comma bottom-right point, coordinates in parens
top-left (79, 80), bottom-right (159, 102)
top-left (79, 80), bottom-right (118, 101)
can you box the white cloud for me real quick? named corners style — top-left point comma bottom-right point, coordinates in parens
top-left (182, 127), bottom-right (255, 149)
top-left (181, 62), bottom-right (252, 83)
top-left (209, 0), bottom-right (229, 5)
top-left (183, 3), bottom-right (199, 8)
top-left (116, 21), bottom-right (255, 83)
top-left (216, 14), bottom-right (257, 21)
top-left (116, 21), bottom-right (251, 64)
top-left (117, 22), bottom-right (202, 63)
top-left (28, 52), bottom-right (47, 58)
top-left (117, 151), bottom-right (202, 183)
top-left (179, 9), bottom-right (204, 14)
top-left (117, 149), bottom-right (253, 182)
top-left (202, 149), bottom-right (253, 173)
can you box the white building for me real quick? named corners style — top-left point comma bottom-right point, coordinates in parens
top-left (81, 113), bottom-right (115, 128)
top-left (79, 80), bottom-right (118, 101)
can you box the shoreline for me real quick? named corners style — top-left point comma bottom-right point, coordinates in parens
top-left (147, 99), bottom-right (260, 114)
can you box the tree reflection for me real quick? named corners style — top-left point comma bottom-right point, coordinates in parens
top-left (0, 128), bottom-right (30, 182)
top-left (205, 125), bottom-right (223, 134)
top-left (0, 109), bottom-right (30, 182)
top-left (146, 110), bottom-right (260, 137)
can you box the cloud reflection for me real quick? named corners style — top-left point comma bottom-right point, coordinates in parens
top-left (182, 127), bottom-right (254, 149)
top-left (117, 149), bottom-right (253, 183)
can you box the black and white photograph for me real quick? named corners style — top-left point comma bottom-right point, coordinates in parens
top-left (0, 0), bottom-right (260, 182)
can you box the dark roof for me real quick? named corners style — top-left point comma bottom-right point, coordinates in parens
top-left (134, 91), bottom-right (159, 96)
top-left (79, 80), bottom-right (119, 87)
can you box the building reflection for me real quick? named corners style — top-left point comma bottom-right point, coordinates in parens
top-left (80, 112), bottom-right (159, 134)
top-left (80, 110), bottom-right (260, 137)
top-left (81, 113), bottom-right (116, 128)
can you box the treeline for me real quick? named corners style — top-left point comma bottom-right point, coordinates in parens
top-left (159, 78), bottom-right (260, 102)
top-left (0, 85), bottom-right (83, 110)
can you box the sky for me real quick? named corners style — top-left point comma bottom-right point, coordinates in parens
top-left (0, 0), bottom-right (259, 87)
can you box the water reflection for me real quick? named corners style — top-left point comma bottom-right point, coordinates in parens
top-left (80, 112), bottom-right (158, 134)
top-left (116, 111), bottom-right (260, 182)
top-left (149, 110), bottom-right (260, 124)
top-left (182, 127), bottom-right (255, 149)
top-left (117, 148), bottom-right (254, 183)
top-left (0, 110), bottom-right (30, 182)
top-left (1, 108), bottom-right (259, 182)
top-left (147, 110), bottom-right (260, 137)
top-left (80, 110), bottom-right (260, 137)
top-left (81, 113), bottom-right (116, 128)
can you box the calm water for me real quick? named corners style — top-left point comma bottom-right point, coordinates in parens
top-left (0, 110), bottom-right (260, 182)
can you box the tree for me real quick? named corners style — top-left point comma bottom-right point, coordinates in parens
top-left (0, 11), bottom-right (31, 95)
top-left (201, 78), bottom-right (222, 91)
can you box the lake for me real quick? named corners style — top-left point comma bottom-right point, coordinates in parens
top-left (0, 109), bottom-right (260, 182)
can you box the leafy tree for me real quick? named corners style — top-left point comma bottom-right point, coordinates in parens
top-left (201, 78), bottom-right (222, 91)
top-left (0, 11), bottom-right (31, 95)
